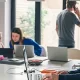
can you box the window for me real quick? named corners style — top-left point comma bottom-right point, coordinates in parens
top-left (16, 0), bottom-right (80, 50)
top-left (16, 0), bottom-right (35, 40)
top-left (41, 0), bottom-right (80, 50)
top-left (41, 0), bottom-right (63, 49)
top-left (74, 1), bottom-right (80, 49)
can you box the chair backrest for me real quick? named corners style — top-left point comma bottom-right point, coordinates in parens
top-left (68, 48), bottom-right (80, 59)
top-left (40, 46), bottom-right (46, 57)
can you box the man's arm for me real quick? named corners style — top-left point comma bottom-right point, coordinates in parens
top-left (58, 69), bottom-right (80, 74)
top-left (69, 68), bottom-right (80, 74)
top-left (77, 24), bottom-right (80, 27)
top-left (42, 69), bottom-right (80, 80)
top-left (76, 14), bottom-right (80, 27)
top-left (58, 69), bottom-right (80, 80)
top-left (59, 73), bottom-right (80, 80)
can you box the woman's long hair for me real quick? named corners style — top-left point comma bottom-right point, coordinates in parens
top-left (11, 28), bottom-right (23, 47)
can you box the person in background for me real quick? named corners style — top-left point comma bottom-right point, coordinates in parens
top-left (0, 32), bottom-right (4, 48)
top-left (42, 68), bottom-right (80, 80)
top-left (56, 0), bottom-right (80, 48)
top-left (9, 28), bottom-right (42, 56)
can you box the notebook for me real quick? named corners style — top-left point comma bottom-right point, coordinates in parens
top-left (0, 48), bottom-right (13, 58)
top-left (47, 46), bottom-right (69, 62)
top-left (14, 45), bottom-right (34, 58)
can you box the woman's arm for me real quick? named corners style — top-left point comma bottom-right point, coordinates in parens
top-left (29, 39), bottom-right (42, 56)
top-left (9, 41), bottom-right (13, 49)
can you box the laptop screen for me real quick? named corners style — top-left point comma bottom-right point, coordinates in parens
top-left (14, 45), bottom-right (34, 58)
top-left (0, 48), bottom-right (13, 58)
top-left (47, 46), bottom-right (68, 62)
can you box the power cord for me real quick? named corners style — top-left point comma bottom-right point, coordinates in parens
top-left (7, 67), bottom-right (41, 75)
top-left (24, 68), bottom-right (41, 73)
top-left (31, 68), bottom-right (41, 72)
top-left (6, 67), bottom-right (24, 75)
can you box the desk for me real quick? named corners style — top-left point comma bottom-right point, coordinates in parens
top-left (0, 59), bottom-right (80, 80)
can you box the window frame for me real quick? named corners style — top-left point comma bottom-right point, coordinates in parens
top-left (12, 0), bottom-right (64, 44)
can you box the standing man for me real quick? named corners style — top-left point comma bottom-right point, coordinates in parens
top-left (56, 0), bottom-right (80, 48)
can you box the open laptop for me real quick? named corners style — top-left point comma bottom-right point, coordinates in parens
top-left (23, 46), bottom-right (42, 80)
top-left (0, 48), bottom-right (24, 65)
top-left (0, 48), bottom-right (13, 58)
top-left (47, 46), bottom-right (69, 62)
top-left (14, 45), bottom-right (34, 58)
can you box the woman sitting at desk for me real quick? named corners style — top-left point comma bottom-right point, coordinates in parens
top-left (42, 68), bottom-right (80, 80)
top-left (9, 28), bottom-right (42, 56)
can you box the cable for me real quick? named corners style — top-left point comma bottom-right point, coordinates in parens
top-left (6, 67), bottom-right (24, 75)
top-left (31, 68), bottom-right (41, 72)
top-left (24, 67), bottom-right (41, 73)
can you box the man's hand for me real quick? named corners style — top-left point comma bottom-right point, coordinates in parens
top-left (58, 70), bottom-right (68, 74)
top-left (42, 70), bottom-right (69, 80)
top-left (74, 7), bottom-right (80, 18)
top-left (42, 73), bottom-right (59, 80)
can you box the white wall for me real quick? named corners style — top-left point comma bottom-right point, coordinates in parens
top-left (0, 2), bottom-right (5, 43)
top-left (4, 0), bottom-right (11, 47)
top-left (0, 0), bottom-right (11, 47)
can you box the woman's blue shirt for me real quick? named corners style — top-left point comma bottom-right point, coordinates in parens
top-left (9, 38), bottom-right (42, 56)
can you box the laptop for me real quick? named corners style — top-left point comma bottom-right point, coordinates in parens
top-left (0, 48), bottom-right (13, 58)
top-left (14, 45), bottom-right (34, 58)
top-left (23, 46), bottom-right (42, 80)
top-left (0, 48), bottom-right (24, 65)
top-left (47, 46), bottom-right (69, 62)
